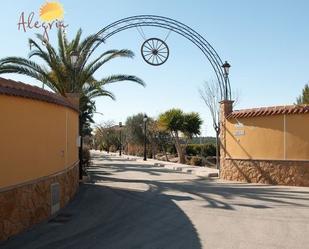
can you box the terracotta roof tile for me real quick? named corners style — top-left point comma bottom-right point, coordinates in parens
top-left (0, 77), bottom-right (78, 112)
top-left (227, 104), bottom-right (309, 119)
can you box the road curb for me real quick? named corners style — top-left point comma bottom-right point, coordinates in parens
top-left (94, 151), bottom-right (219, 178)
top-left (151, 159), bottom-right (219, 178)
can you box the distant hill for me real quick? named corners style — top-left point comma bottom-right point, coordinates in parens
top-left (191, 136), bottom-right (216, 145)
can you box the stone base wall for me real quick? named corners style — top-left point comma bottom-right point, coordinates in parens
top-left (0, 163), bottom-right (79, 241)
top-left (220, 159), bottom-right (309, 186)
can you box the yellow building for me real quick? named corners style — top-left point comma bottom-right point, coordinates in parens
top-left (220, 100), bottom-right (309, 186)
top-left (0, 77), bottom-right (79, 240)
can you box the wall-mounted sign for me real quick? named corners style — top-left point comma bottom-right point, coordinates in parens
top-left (234, 130), bottom-right (245, 136)
top-left (17, 1), bottom-right (68, 41)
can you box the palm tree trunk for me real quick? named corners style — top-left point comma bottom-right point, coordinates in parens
top-left (174, 132), bottom-right (185, 164)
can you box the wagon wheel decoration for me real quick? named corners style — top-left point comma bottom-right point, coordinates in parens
top-left (141, 38), bottom-right (169, 66)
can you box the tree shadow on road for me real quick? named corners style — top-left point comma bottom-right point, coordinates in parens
top-left (0, 183), bottom-right (202, 249)
top-left (89, 160), bottom-right (309, 211)
top-left (91, 162), bottom-right (173, 176)
top-left (4, 153), bottom-right (309, 249)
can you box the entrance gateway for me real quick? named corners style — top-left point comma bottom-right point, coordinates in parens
top-left (88, 15), bottom-right (232, 100)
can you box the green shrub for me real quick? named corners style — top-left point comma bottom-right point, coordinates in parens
top-left (201, 144), bottom-right (216, 157)
top-left (190, 156), bottom-right (203, 166)
top-left (185, 145), bottom-right (197, 156)
top-left (186, 143), bottom-right (216, 157)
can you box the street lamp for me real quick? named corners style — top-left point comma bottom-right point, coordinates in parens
top-left (70, 51), bottom-right (79, 64)
top-left (221, 61), bottom-right (231, 100)
top-left (70, 50), bottom-right (79, 92)
top-left (222, 61), bottom-right (231, 76)
top-left (119, 122), bottom-right (123, 156)
top-left (143, 114), bottom-right (148, 161)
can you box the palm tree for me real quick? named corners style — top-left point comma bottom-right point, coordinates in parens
top-left (158, 109), bottom-right (202, 164)
top-left (0, 28), bottom-right (145, 125)
top-left (0, 28), bottom-right (144, 92)
top-left (0, 28), bottom-right (145, 176)
top-left (158, 109), bottom-right (185, 163)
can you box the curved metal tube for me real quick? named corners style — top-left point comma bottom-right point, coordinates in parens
top-left (93, 15), bottom-right (231, 100)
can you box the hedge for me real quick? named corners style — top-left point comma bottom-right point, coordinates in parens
top-left (185, 143), bottom-right (216, 157)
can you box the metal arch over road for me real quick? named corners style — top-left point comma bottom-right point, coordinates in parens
top-left (94, 15), bottom-right (231, 100)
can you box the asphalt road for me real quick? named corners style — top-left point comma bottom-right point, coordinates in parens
top-left (2, 151), bottom-right (309, 249)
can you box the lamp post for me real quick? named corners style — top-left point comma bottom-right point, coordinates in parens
top-left (70, 51), bottom-right (83, 180)
top-left (143, 114), bottom-right (148, 161)
top-left (221, 61), bottom-right (231, 100)
top-left (219, 61), bottom-right (231, 171)
top-left (119, 122), bottom-right (123, 156)
top-left (106, 131), bottom-right (110, 153)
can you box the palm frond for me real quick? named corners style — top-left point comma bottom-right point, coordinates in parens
top-left (95, 74), bottom-right (145, 87)
top-left (0, 65), bottom-right (49, 85)
top-left (82, 49), bottom-right (135, 83)
top-left (57, 28), bottom-right (69, 66)
top-left (0, 28), bottom-right (145, 136)
top-left (70, 28), bottom-right (83, 52)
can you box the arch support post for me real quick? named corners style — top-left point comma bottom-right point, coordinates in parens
top-left (219, 100), bottom-right (234, 171)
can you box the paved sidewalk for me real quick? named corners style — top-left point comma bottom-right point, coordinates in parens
top-left (105, 151), bottom-right (219, 178)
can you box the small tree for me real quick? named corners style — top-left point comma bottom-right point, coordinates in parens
top-left (199, 82), bottom-right (220, 169)
top-left (158, 109), bottom-right (185, 163)
top-left (183, 112), bottom-right (202, 143)
top-left (125, 113), bottom-right (159, 157)
top-left (125, 113), bottom-right (146, 146)
top-left (158, 109), bottom-right (202, 164)
top-left (147, 120), bottom-right (173, 159)
top-left (146, 120), bottom-right (159, 158)
top-left (199, 81), bottom-right (239, 169)
top-left (296, 84), bottom-right (309, 104)
top-left (95, 121), bottom-right (120, 152)
top-left (155, 130), bottom-right (173, 161)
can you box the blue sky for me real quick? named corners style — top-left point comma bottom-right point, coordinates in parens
top-left (1, 0), bottom-right (309, 136)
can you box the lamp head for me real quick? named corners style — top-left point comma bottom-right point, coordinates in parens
top-left (222, 61), bottom-right (231, 76)
top-left (70, 51), bottom-right (79, 64)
